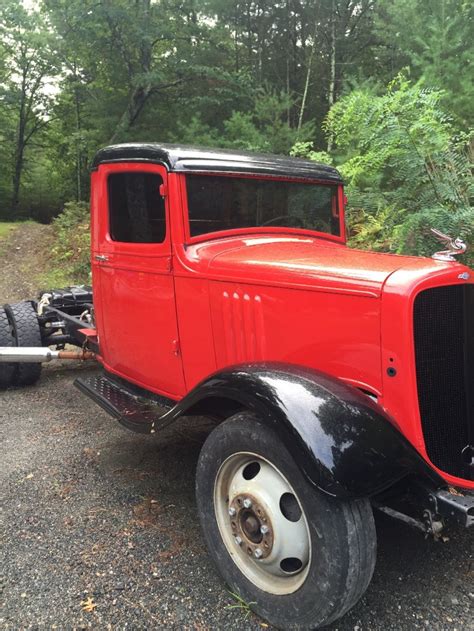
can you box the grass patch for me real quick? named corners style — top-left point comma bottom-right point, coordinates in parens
top-left (0, 216), bottom-right (90, 290)
top-left (0, 221), bottom-right (34, 257)
top-left (0, 222), bottom-right (22, 239)
top-left (39, 266), bottom-right (90, 291)
top-left (225, 591), bottom-right (257, 619)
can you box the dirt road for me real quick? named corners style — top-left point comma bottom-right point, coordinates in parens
top-left (0, 222), bottom-right (53, 303)
top-left (1, 224), bottom-right (473, 629)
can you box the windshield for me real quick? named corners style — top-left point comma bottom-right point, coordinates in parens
top-left (186, 175), bottom-right (341, 238)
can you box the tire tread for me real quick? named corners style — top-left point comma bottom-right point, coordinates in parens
top-left (196, 412), bottom-right (377, 630)
top-left (324, 499), bottom-right (376, 625)
top-left (4, 301), bottom-right (42, 386)
top-left (0, 307), bottom-right (15, 388)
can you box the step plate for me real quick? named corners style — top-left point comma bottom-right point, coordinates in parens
top-left (75, 374), bottom-right (173, 434)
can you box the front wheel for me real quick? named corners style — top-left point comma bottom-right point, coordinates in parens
top-left (195, 413), bottom-right (377, 630)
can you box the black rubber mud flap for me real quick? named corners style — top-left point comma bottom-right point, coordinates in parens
top-left (4, 301), bottom-right (42, 386)
top-left (0, 307), bottom-right (16, 388)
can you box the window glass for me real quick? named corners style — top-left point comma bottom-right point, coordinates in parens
top-left (108, 172), bottom-right (166, 243)
top-left (186, 175), bottom-right (340, 237)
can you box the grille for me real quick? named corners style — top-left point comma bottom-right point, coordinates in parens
top-left (413, 284), bottom-right (473, 480)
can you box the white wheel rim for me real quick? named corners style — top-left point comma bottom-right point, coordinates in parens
top-left (214, 451), bottom-right (311, 595)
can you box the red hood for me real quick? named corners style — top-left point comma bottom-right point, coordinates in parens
top-left (186, 235), bottom-right (458, 297)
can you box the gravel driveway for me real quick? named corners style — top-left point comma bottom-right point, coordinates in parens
top-left (0, 225), bottom-right (473, 629)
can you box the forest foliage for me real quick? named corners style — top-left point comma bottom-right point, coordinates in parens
top-left (0, 0), bottom-right (472, 268)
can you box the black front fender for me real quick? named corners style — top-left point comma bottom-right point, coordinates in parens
top-left (179, 363), bottom-right (444, 499)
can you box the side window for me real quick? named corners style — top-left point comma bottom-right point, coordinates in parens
top-left (108, 172), bottom-right (166, 243)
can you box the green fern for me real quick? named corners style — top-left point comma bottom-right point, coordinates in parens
top-left (319, 75), bottom-right (473, 267)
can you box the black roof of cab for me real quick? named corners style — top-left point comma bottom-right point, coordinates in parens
top-left (91, 143), bottom-right (342, 183)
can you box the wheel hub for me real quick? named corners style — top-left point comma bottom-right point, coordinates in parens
top-left (240, 511), bottom-right (261, 542)
top-left (229, 493), bottom-right (273, 558)
top-left (214, 452), bottom-right (311, 594)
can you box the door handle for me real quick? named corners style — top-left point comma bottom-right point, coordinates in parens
top-left (94, 254), bottom-right (109, 262)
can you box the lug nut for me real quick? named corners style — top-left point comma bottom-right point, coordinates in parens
top-left (254, 548), bottom-right (263, 559)
top-left (234, 536), bottom-right (242, 546)
top-left (228, 507), bottom-right (236, 517)
top-left (260, 525), bottom-right (269, 535)
top-left (243, 498), bottom-right (252, 509)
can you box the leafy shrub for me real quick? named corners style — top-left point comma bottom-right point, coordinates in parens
top-left (347, 202), bottom-right (407, 253)
top-left (47, 201), bottom-right (91, 285)
top-left (290, 142), bottom-right (333, 165)
top-left (396, 205), bottom-right (474, 267)
top-left (317, 75), bottom-right (473, 266)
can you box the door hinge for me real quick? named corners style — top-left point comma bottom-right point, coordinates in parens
top-left (172, 339), bottom-right (180, 356)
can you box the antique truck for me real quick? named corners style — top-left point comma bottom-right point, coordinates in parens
top-left (1, 144), bottom-right (473, 630)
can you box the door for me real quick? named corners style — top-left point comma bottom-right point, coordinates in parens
top-left (92, 162), bottom-right (185, 398)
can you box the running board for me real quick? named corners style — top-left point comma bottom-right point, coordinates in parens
top-left (75, 374), bottom-right (174, 434)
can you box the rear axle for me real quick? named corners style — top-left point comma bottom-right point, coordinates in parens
top-left (0, 347), bottom-right (96, 363)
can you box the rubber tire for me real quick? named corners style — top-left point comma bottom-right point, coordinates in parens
top-left (196, 412), bottom-right (377, 630)
top-left (0, 307), bottom-right (16, 388)
top-left (4, 301), bottom-right (42, 386)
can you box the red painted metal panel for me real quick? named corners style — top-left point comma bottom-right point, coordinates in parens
top-left (174, 275), bottom-right (216, 391)
top-left (209, 281), bottom-right (382, 394)
top-left (92, 162), bottom-right (186, 397)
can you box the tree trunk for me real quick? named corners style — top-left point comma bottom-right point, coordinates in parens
top-left (234, 6), bottom-right (240, 72)
top-left (109, 79), bottom-right (184, 144)
top-left (298, 20), bottom-right (318, 132)
top-left (11, 145), bottom-right (25, 214)
top-left (109, 85), bottom-right (152, 144)
top-left (286, 57), bottom-right (291, 125)
top-left (246, 0), bottom-right (252, 66)
top-left (256, 1), bottom-right (263, 85)
top-left (11, 72), bottom-right (28, 214)
top-left (286, 0), bottom-right (291, 125)
top-left (74, 76), bottom-right (82, 202)
top-left (327, 0), bottom-right (336, 152)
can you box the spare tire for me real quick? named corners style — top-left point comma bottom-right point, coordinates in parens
top-left (4, 301), bottom-right (42, 386)
top-left (0, 307), bottom-right (16, 388)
